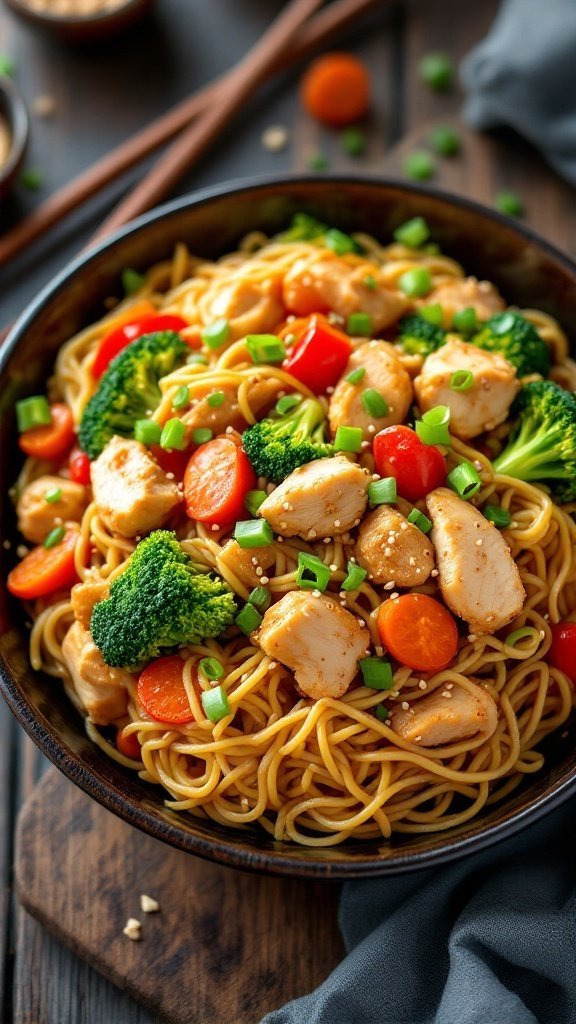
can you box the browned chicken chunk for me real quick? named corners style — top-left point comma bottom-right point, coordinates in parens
top-left (419, 276), bottom-right (505, 326)
top-left (354, 505), bottom-right (435, 586)
top-left (217, 539), bottom-right (276, 589)
top-left (62, 621), bottom-right (132, 724)
top-left (206, 277), bottom-right (284, 340)
top-left (91, 436), bottom-right (182, 538)
top-left (71, 569), bottom-right (109, 630)
top-left (258, 456), bottom-right (369, 539)
top-left (390, 680), bottom-right (498, 747)
top-left (282, 257), bottom-right (409, 332)
top-left (17, 475), bottom-right (87, 545)
top-left (329, 342), bottom-right (413, 440)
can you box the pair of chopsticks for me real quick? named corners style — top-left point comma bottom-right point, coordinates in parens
top-left (0, 0), bottom-right (379, 268)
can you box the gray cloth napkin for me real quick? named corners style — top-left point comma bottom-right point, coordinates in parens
top-left (461, 0), bottom-right (576, 185)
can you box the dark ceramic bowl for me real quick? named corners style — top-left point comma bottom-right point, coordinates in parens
top-left (1, 177), bottom-right (576, 878)
top-left (0, 76), bottom-right (29, 202)
top-left (4, 0), bottom-right (154, 44)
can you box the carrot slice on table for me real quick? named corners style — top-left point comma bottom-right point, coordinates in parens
top-left (137, 655), bottom-right (196, 724)
top-left (300, 53), bottom-right (371, 126)
top-left (183, 436), bottom-right (257, 526)
top-left (377, 593), bottom-right (458, 673)
top-left (7, 528), bottom-right (79, 600)
top-left (18, 402), bottom-right (75, 460)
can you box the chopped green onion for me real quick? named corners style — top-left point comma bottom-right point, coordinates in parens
top-left (424, 243), bottom-right (441, 255)
top-left (44, 487), bottom-right (62, 504)
top-left (275, 394), bottom-right (301, 415)
top-left (393, 216), bottom-right (430, 248)
top-left (420, 303), bottom-right (444, 325)
top-left (234, 519), bottom-right (274, 548)
top-left (43, 526), bottom-right (65, 549)
top-left (346, 367), bottom-right (366, 385)
top-left (246, 334), bottom-right (286, 364)
top-left (121, 268), bottom-right (145, 295)
top-left (16, 396), bottom-right (52, 433)
top-left (199, 657), bottom-right (224, 681)
top-left (505, 627), bottom-right (539, 648)
top-left (248, 586), bottom-right (271, 612)
top-left (342, 561), bottom-right (367, 592)
top-left (0, 55), bottom-right (15, 77)
top-left (450, 369), bottom-right (474, 392)
top-left (308, 153), bottom-right (329, 172)
top-left (452, 307), bottom-right (478, 334)
top-left (192, 427), bottom-right (213, 445)
top-left (235, 603), bottom-right (262, 635)
top-left (296, 552), bottom-right (331, 592)
top-left (134, 419), bottom-right (162, 445)
top-left (419, 52), bottom-right (454, 92)
top-left (484, 504), bottom-right (512, 528)
top-left (447, 460), bottom-right (482, 499)
top-left (201, 685), bottom-right (231, 723)
top-left (347, 312), bottom-right (372, 337)
top-left (495, 191), bottom-right (524, 218)
top-left (368, 477), bottom-right (397, 506)
top-left (428, 125), bottom-right (460, 156)
top-left (404, 151), bottom-right (435, 181)
top-left (20, 168), bottom-right (43, 191)
top-left (363, 275), bottom-right (377, 291)
top-left (202, 318), bottom-right (230, 349)
top-left (324, 228), bottom-right (356, 256)
top-left (415, 405), bottom-right (451, 446)
top-left (407, 508), bottom-right (433, 534)
top-left (334, 425), bottom-right (363, 453)
top-left (187, 353), bottom-right (209, 366)
top-left (160, 418), bottom-right (187, 450)
top-left (375, 704), bottom-right (389, 722)
top-left (244, 490), bottom-right (267, 517)
top-left (359, 657), bottom-right (394, 690)
top-left (172, 385), bottom-right (190, 411)
top-left (341, 126), bottom-right (366, 156)
top-left (490, 312), bottom-right (516, 336)
top-left (398, 266), bottom-right (432, 297)
top-left (207, 390), bottom-right (226, 408)
top-left (362, 388), bottom-right (389, 417)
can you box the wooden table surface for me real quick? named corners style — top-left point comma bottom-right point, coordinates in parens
top-left (0, 1), bottom-right (572, 1021)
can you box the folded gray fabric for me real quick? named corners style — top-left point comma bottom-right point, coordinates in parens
top-left (261, 795), bottom-right (576, 1024)
top-left (461, 0), bottom-right (576, 185)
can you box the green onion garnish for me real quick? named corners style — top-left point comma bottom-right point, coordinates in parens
top-left (368, 477), bottom-right (397, 506)
top-left (363, 275), bottom-right (377, 291)
top-left (341, 126), bottom-right (366, 156)
top-left (428, 125), bottom-right (460, 156)
top-left (20, 168), bottom-right (43, 191)
top-left (201, 685), bottom-right (231, 723)
top-left (244, 490), bottom-right (268, 517)
top-left (134, 419), bottom-right (162, 445)
top-left (308, 153), bottom-right (329, 172)
top-left (393, 216), bottom-right (430, 249)
top-left (495, 191), bottom-right (524, 218)
top-left (45, 487), bottom-right (62, 504)
top-left (202, 318), bottom-right (230, 349)
top-left (16, 396), bottom-right (52, 433)
top-left (419, 52), bottom-right (454, 92)
top-left (450, 369), bottom-right (474, 392)
top-left (398, 266), bottom-right (432, 297)
top-left (172, 385), bottom-right (190, 410)
top-left (484, 504), bottom-right (512, 528)
top-left (207, 390), bottom-right (226, 408)
top-left (334, 425), bottom-right (363, 453)
top-left (504, 627), bottom-right (539, 648)
top-left (44, 526), bottom-right (65, 549)
top-left (403, 151), bottom-right (435, 181)
top-left (346, 367), bottom-right (366, 385)
top-left (452, 306), bottom-right (478, 334)
top-left (359, 657), bottom-right (394, 690)
top-left (415, 405), bottom-right (451, 446)
top-left (248, 586), bottom-right (271, 612)
top-left (407, 508), bottom-right (433, 534)
top-left (420, 303), bottom-right (444, 325)
top-left (192, 427), bottom-right (213, 445)
top-left (234, 519), bottom-right (274, 548)
top-left (296, 552), bottom-right (331, 592)
top-left (342, 561), bottom-right (367, 592)
top-left (235, 603), bottom-right (263, 635)
top-left (0, 55), bottom-right (15, 77)
top-left (275, 394), bottom-right (301, 415)
top-left (324, 228), bottom-right (356, 255)
top-left (347, 312), bottom-right (372, 337)
top-left (361, 388), bottom-right (389, 417)
top-left (246, 334), bottom-right (286, 364)
top-left (121, 268), bottom-right (145, 295)
top-left (199, 657), bottom-right (224, 681)
top-left (447, 461), bottom-right (482, 499)
top-left (187, 353), bottom-right (209, 366)
top-left (375, 704), bottom-right (389, 722)
top-left (160, 418), bottom-right (187, 450)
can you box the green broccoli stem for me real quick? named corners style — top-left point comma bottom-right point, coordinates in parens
top-left (494, 420), bottom-right (567, 480)
top-left (289, 398), bottom-right (327, 441)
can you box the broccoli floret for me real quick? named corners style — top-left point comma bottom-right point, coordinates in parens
top-left (242, 397), bottom-right (333, 483)
top-left (276, 213), bottom-right (362, 254)
top-left (90, 530), bottom-right (236, 668)
top-left (473, 311), bottom-right (551, 378)
top-left (79, 330), bottom-right (188, 459)
top-left (493, 381), bottom-right (576, 503)
top-left (397, 314), bottom-right (447, 357)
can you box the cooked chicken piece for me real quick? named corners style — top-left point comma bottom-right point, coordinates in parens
top-left (62, 621), bottom-right (132, 724)
top-left (426, 487), bottom-right (525, 633)
top-left (329, 342), bottom-right (413, 440)
top-left (184, 378), bottom-right (282, 435)
top-left (258, 456), bottom-right (369, 540)
top-left (390, 680), bottom-right (498, 747)
top-left (71, 570), bottom-right (109, 630)
top-left (254, 590), bottom-right (369, 700)
top-left (419, 276), bottom-right (505, 326)
top-left (206, 277), bottom-right (284, 341)
top-left (414, 338), bottom-right (520, 440)
top-left (354, 506), bottom-right (434, 586)
top-left (217, 539), bottom-right (276, 589)
top-left (282, 257), bottom-right (409, 332)
top-left (17, 475), bottom-right (87, 545)
top-left (91, 436), bottom-right (182, 538)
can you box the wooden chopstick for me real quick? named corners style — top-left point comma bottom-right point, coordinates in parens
top-left (0, 0), bottom-right (379, 267)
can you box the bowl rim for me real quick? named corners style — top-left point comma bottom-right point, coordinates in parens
top-left (0, 76), bottom-right (29, 189)
top-left (3, 172), bottom-right (576, 878)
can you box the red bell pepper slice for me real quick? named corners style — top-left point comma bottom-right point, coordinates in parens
top-left (283, 316), bottom-right (352, 394)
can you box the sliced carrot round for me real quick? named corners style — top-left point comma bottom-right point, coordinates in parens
top-left (19, 403), bottom-right (75, 461)
top-left (7, 528), bottom-right (79, 600)
top-left (116, 727), bottom-right (142, 760)
top-left (183, 436), bottom-right (256, 525)
top-left (300, 53), bottom-right (371, 126)
top-left (137, 655), bottom-right (196, 724)
top-left (377, 593), bottom-right (458, 673)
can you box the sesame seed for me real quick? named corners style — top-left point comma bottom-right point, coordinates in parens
top-left (329, 563), bottom-right (338, 572)
top-left (308, 529), bottom-right (317, 538)
top-left (340, 600), bottom-right (347, 606)
top-left (226, 425), bottom-right (234, 434)
top-left (123, 918), bottom-right (142, 941)
top-left (473, 461), bottom-right (483, 471)
top-left (475, 538), bottom-right (483, 547)
top-left (372, 473), bottom-right (379, 481)
top-left (283, 501), bottom-right (290, 510)
top-left (326, 386), bottom-right (334, 395)
top-left (211, 524), bottom-right (220, 531)
top-left (358, 618), bottom-right (366, 627)
top-left (384, 581), bottom-right (396, 590)
top-left (401, 701), bottom-right (410, 711)
top-left (361, 441), bottom-right (370, 449)
top-left (415, 568), bottom-right (421, 574)
top-left (268, 661), bottom-right (277, 669)
top-left (255, 567), bottom-right (263, 576)
top-left (261, 124), bottom-right (289, 151)
top-left (312, 589), bottom-right (321, 597)
top-left (467, 633), bottom-right (478, 642)
top-left (334, 520), bottom-right (341, 527)
top-left (367, 425), bottom-right (376, 434)
top-left (430, 569), bottom-right (439, 577)
top-left (418, 680), bottom-right (427, 689)
top-left (446, 683), bottom-right (454, 689)
top-left (400, 522), bottom-right (408, 531)
top-left (389, 592), bottom-right (399, 600)
top-left (280, 522), bottom-right (288, 530)
top-left (441, 690), bottom-right (452, 699)
top-left (166, 472), bottom-right (175, 480)
top-left (277, 536), bottom-right (284, 543)
top-left (251, 557), bottom-right (258, 565)
top-left (414, 735), bottom-right (422, 742)
top-left (140, 894), bottom-right (160, 914)
top-left (539, 630), bottom-right (545, 639)
top-left (384, 547), bottom-right (392, 557)
top-left (409, 556), bottom-right (416, 566)
top-left (260, 576), bottom-right (270, 585)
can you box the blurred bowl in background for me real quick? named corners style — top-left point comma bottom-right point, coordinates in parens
top-left (0, 75), bottom-right (29, 203)
top-left (3, 0), bottom-right (155, 43)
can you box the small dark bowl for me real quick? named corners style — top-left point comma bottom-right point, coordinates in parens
top-left (0, 76), bottom-right (29, 202)
top-left (4, 0), bottom-right (154, 44)
top-left (1, 177), bottom-right (576, 878)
